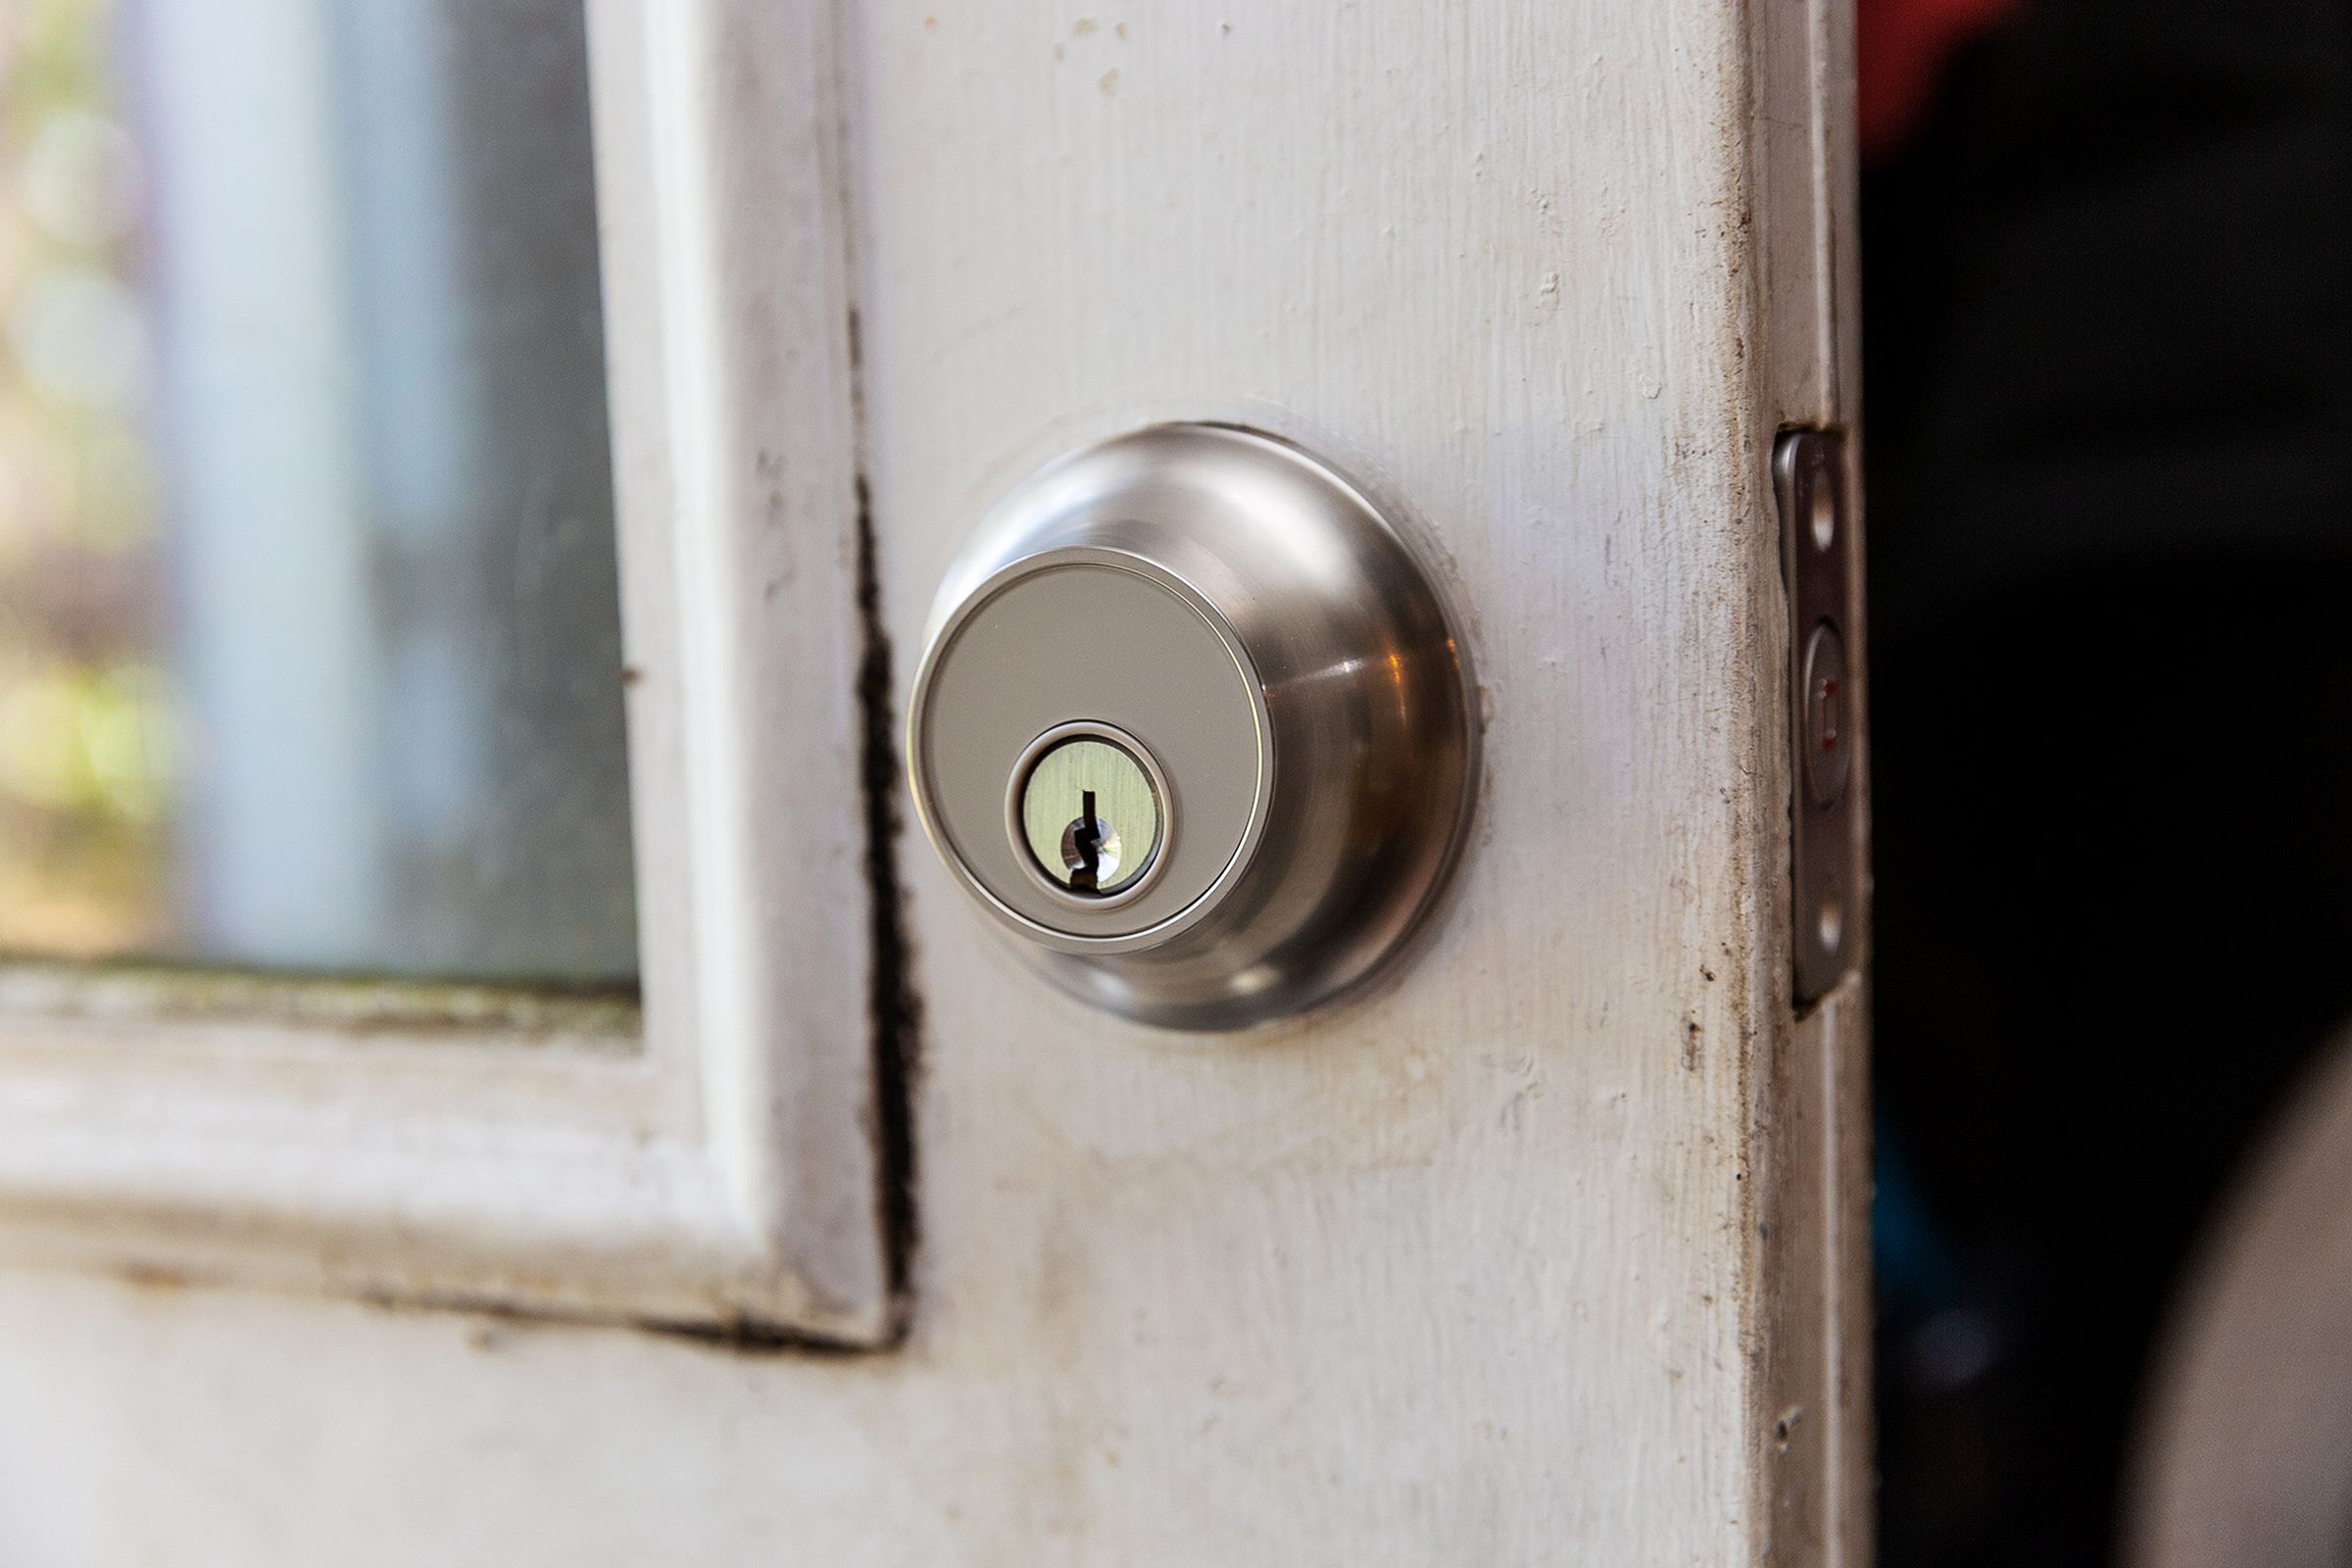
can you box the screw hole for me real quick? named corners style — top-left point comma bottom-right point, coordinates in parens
top-left (1816, 886), bottom-right (1843, 957)
top-left (1808, 470), bottom-right (1838, 554)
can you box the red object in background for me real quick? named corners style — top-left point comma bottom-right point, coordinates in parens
top-left (1858, 0), bottom-right (2017, 159)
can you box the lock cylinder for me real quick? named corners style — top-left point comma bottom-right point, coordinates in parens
top-left (906, 422), bottom-right (1476, 1029)
top-left (1010, 723), bottom-right (1167, 901)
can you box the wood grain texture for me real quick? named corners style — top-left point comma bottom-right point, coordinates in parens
top-left (851, 0), bottom-right (1788, 1560)
top-left (0, 0), bottom-right (1866, 1560)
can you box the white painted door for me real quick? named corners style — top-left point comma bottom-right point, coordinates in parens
top-left (0, 0), bottom-right (1866, 1563)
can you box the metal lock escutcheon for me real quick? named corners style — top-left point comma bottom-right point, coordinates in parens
top-left (906, 423), bottom-right (1477, 1030)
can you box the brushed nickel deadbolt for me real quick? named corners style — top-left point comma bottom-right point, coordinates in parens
top-left (906, 423), bottom-right (1476, 1030)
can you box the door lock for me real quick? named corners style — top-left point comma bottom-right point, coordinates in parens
top-left (906, 423), bottom-right (1477, 1030)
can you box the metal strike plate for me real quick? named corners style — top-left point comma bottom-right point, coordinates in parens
top-left (1777, 429), bottom-right (1859, 1004)
top-left (906, 423), bottom-right (1477, 1031)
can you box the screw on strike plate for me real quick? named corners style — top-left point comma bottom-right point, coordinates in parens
top-left (1776, 430), bottom-right (1859, 1005)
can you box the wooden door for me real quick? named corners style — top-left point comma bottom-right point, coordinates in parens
top-left (0, 1), bottom-right (1867, 1562)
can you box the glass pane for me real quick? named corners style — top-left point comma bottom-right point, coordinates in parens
top-left (0, 0), bottom-right (636, 984)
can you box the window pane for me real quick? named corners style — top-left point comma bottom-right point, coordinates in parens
top-left (0, 0), bottom-right (636, 984)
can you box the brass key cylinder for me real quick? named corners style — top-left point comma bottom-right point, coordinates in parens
top-left (906, 423), bottom-right (1476, 1030)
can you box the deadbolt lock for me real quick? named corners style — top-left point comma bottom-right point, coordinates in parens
top-left (906, 423), bottom-right (1477, 1030)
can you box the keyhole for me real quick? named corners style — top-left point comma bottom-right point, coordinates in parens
top-left (1018, 730), bottom-right (1158, 898)
top-left (1068, 790), bottom-right (1103, 892)
top-left (1058, 788), bottom-right (1125, 893)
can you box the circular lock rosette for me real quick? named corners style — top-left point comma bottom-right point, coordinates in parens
top-left (906, 423), bottom-right (1476, 1030)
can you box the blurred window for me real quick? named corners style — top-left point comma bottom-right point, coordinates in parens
top-left (0, 0), bottom-right (635, 984)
